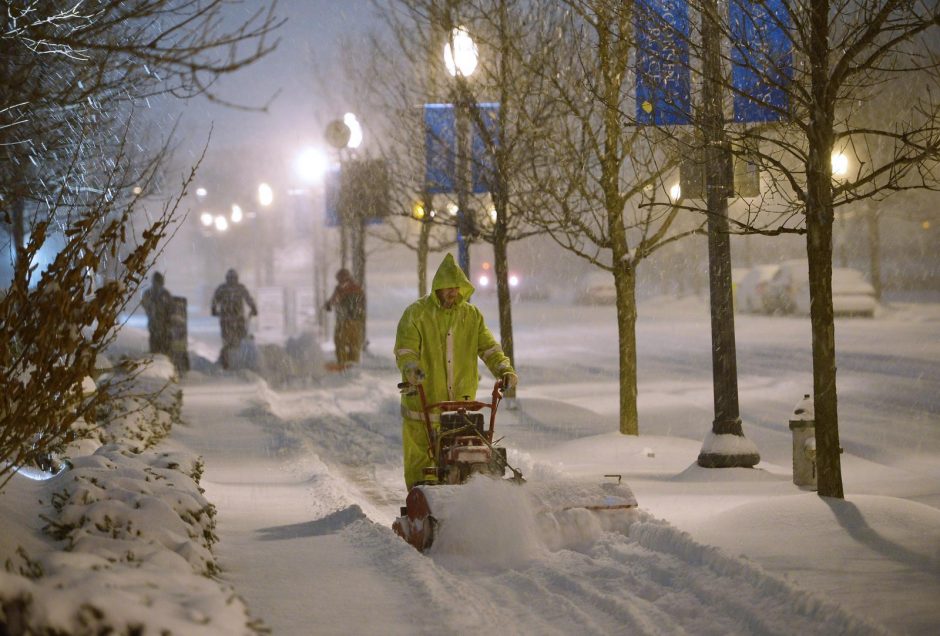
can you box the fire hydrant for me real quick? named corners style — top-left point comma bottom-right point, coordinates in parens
top-left (789, 394), bottom-right (817, 490)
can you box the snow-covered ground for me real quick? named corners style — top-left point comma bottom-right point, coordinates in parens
top-left (2, 262), bottom-right (939, 634)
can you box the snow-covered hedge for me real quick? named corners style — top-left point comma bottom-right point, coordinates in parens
top-left (0, 354), bottom-right (263, 634)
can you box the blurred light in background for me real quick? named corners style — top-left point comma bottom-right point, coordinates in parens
top-left (258, 182), bottom-right (274, 207)
top-left (196, 187), bottom-right (208, 198)
top-left (200, 211), bottom-right (214, 226)
top-left (344, 113), bottom-right (362, 149)
top-left (230, 204), bottom-right (243, 223)
top-left (214, 215), bottom-right (229, 232)
top-left (295, 146), bottom-right (330, 183)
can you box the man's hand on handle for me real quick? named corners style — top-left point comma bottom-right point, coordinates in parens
top-left (403, 361), bottom-right (425, 385)
top-left (501, 372), bottom-right (518, 389)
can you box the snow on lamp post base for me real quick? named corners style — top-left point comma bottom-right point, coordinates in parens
top-left (697, 428), bottom-right (760, 468)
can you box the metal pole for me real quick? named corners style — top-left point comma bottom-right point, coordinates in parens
top-left (697, 0), bottom-right (759, 468)
top-left (455, 79), bottom-right (472, 277)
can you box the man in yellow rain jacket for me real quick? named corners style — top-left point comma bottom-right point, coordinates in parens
top-left (394, 253), bottom-right (518, 490)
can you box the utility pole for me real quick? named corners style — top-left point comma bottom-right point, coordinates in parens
top-left (696, 0), bottom-right (759, 468)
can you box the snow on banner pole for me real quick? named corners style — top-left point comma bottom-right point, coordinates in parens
top-left (730, 0), bottom-right (793, 123)
top-left (635, 0), bottom-right (692, 126)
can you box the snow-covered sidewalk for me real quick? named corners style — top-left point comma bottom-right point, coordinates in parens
top-left (172, 376), bottom-right (414, 634)
top-left (175, 365), bottom-right (919, 635)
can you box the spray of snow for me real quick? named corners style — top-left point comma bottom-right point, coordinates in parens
top-left (430, 476), bottom-right (546, 568)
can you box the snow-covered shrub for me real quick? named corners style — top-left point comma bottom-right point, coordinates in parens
top-left (43, 445), bottom-right (219, 575)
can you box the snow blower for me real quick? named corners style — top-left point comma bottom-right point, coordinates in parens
top-left (392, 379), bottom-right (638, 552)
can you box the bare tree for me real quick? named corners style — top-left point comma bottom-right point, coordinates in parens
top-left (1, 0), bottom-right (281, 486)
top-left (679, 0), bottom-right (940, 496)
top-left (1, 0), bottom-right (281, 264)
top-left (521, 1), bottom-right (703, 435)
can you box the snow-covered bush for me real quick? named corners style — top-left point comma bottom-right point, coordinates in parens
top-left (0, 355), bottom-right (264, 634)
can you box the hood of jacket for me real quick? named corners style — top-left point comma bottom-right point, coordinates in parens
top-left (430, 253), bottom-right (474, 305)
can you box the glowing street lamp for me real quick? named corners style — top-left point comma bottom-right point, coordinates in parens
top-left (295, 147), bottom-right (330, 184)
top-left (444, 26), bottom-right (478, 78)
top-left (258, 182), bottom-right (274, 207)
top-left (230, 204), bottom-right (244, 223)
top-left (199, 211), bottom-right (214, 227)
top-left (214, 215), bottom-right (229, 232)
top-left (832, 152), bottom-right (850, 178)
top-left (344, 113), bottom-right (363, 150)
top-left (196, 187), bottom-right (208, 198)
top-left (669, 183), bottom-right (682, 202)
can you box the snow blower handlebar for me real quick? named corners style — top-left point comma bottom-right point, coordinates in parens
top-left (397, 379), bottom-right (506, 450)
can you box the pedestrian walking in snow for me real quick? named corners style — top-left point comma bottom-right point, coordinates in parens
top-left (211, 268), bottom-right (258, 369)
top-left (325, 268), bottom-right (365, 368)
top-left (394, 253), bottom-right (518, 489)
top-left (141, 272), bottom-right (174, 356)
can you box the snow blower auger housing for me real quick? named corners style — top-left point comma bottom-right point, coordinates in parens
top-left (393, 379), bottom-right (516, 551)
top-left (392, 380), bottom-right (638, 552)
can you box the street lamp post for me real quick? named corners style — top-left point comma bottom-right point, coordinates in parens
top-left (257, 182), bottom-right (274, 287)
top-left (697, 0), bottom-right (759, 468)
top-left (444, 26), bottom-right (478, 277)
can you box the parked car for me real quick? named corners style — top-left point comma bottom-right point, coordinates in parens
top-left (474, 270), bottom-right (550, 301)
top-left (764, 259), bottom-right (808, 314)
top-left (735, 264), bottom-right (781, 313)
top-left (575, 271), bottom-right (617, 305)
top-left (766, 259), bottom-right (877, 317)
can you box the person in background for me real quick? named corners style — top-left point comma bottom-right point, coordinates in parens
top-left (211, 268), bottom-right (258, 369)
top-left (141, 271), bottom-right (173, 356)
top-left (325, 268), bottom-right (365, 368)
top-left (394, 253), bottom-right (518, 490)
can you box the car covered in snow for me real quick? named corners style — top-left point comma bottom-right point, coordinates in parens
top-left (735, 264), bottom-right (781, 314)
top-left (765, 260), bottom-right (877, 317)
top-left (575, 271), bottom-right (617, 305)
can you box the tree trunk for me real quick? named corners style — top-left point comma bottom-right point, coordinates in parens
top-left (866, 209), bottom-right (882, 301)
top-left (615, 266), bottom-right (639, 435)
top-left (807, 0), bottom-right (844, 499)
top-left (493, 210), bottom-right (515, 396)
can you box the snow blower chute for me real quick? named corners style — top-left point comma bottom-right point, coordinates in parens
top-left (392, 380), bottom-right (638, 552)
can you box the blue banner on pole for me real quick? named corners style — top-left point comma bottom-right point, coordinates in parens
top-left (471, 102), bottom-right (499, 194)
top-left (635, 0), bottom-right (692, 126)
top-left (425, 103), bottom-right (456, 194)
top-left (730, 0), bottom-right (792, 123)
top-left (425, 103), bottom-right (497, 194)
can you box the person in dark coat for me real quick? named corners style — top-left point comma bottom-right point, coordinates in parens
top-left (211, 268), bottom-right (258, 369)
top-left (325, 268), bottom-right (365, 367)
top-left (141, 272), bottom-right (173, 355)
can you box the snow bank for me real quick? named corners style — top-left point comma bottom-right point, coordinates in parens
top-left (0, 354), bottom-right (264, 634)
